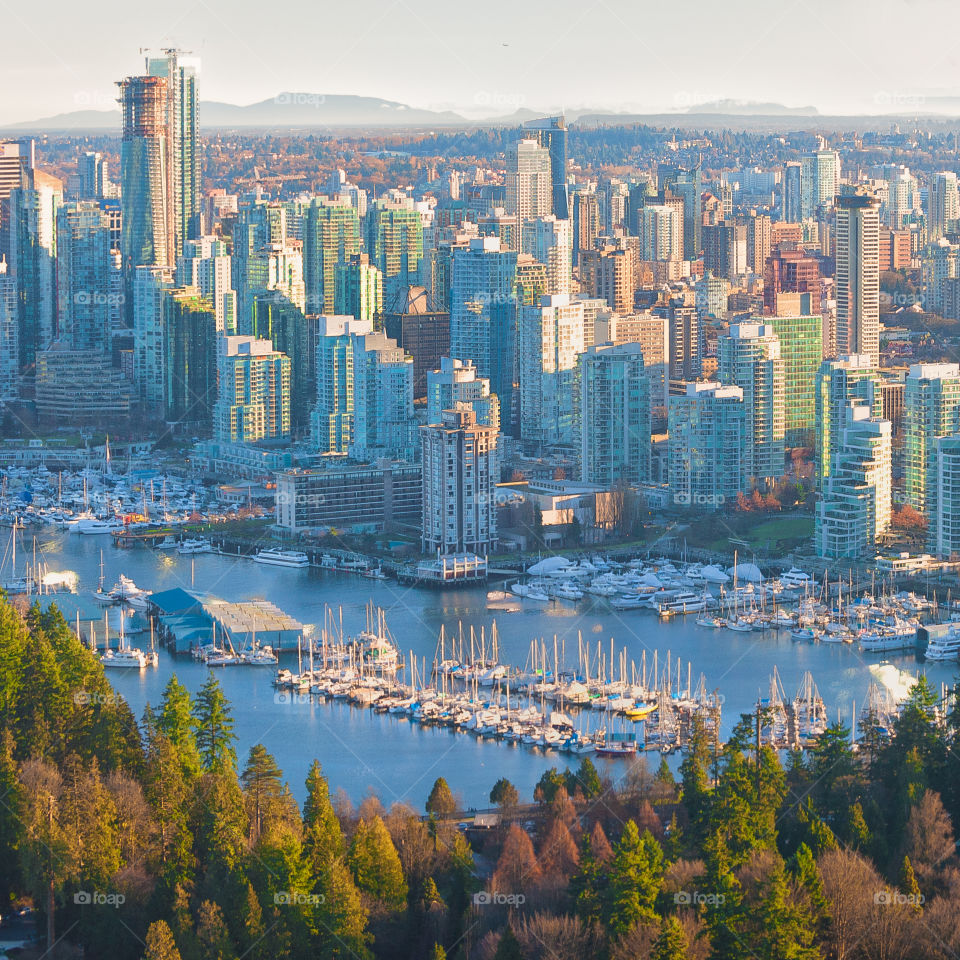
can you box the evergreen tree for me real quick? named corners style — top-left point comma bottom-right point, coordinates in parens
top-left (490, 778), bottom-right (519, 809)
top-left (315, 857), bottom-right (372, 960)
top-left (752, 864), bottom-right (819, 960)
top-left (193, 675), bottom-right (236, 772)
top-left (143, 920), bottom-right (183, 960)
top-left (0, 729), bottom-right (23, 903)
top-left (533, 768), bottom-right (566, 804)
top-left (493, 924), bottom-right (524, 960)
top-left (604, 820), bottom-right (664, 937)
top-left (568, 757), bottom-right (603, 798)
top-left (195, 900), bottom-right (236, 960)
top-left (428, 944), bottom-right (446, 960)
top-left (425, 777), bottom-right (457, 817)
top-left (899, 854), bottom-right (922, 912)
top-left (680, 716), bottom-right (714, 844)
top-left (155, 677), bottom-right (201, 779)
top-left (240, 744), bottom-right (290, 844)
top-left (651, 915), bottom-right (688, 960)
top-left (143, 732), bottom-right (194, 891)
top-left (347, 816), bottom-right (408, 909)
top-left (844, 802), bottom-right (871, 852)
top-left (303, 760), bottom-right (345, 871)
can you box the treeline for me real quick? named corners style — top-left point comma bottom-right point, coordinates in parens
top-left (0, 596), bottom-right (959, 960)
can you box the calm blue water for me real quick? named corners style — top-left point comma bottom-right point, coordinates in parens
top-left (29, 530), bottom-right (959, 809)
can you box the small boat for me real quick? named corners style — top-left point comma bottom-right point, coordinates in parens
top-left (245, 645), bottom-right (279, 665)
top-left (155, 535), bottom-right (178, 550)
top-left (696, 614), bottom-right (725, 628)
top-left (610, 594), bottom-right (647, 610)
top-left (790, 627), bottom-right (816, 642)
top-left (253, 548), bottom-right (309, 568)
top-left (624, 703), bottom-right (656, 721)
top-left (101, 647), bottom-right (148, 669)
top-left (726, 617), bottom-right (754, 632)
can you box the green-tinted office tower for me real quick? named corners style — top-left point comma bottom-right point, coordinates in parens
top-left (304, 199), bottom-right (360, 314)
top-left (164, 288), bottom-right (217, 429)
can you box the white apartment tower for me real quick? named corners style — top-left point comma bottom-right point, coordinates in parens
top-left (420, 405), bottom-right (498, 556)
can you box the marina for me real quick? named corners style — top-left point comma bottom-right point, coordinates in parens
top-left (3, 519), bottom-right (955, 808)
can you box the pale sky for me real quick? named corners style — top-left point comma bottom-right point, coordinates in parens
top-left (1, 0), bottom-right (958, 124)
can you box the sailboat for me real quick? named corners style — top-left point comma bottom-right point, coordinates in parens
top-left (101, 608), bottom-right (151, 669)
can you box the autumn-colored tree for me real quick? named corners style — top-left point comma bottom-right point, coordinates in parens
top-left (492, 824), bottom-right (540, 896)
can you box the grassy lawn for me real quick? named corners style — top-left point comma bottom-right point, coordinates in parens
top-left (746, 517), bottom-right (815, 544)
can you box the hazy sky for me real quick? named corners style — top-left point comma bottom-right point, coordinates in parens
top-left (1, 0), bottom-right (957, 124)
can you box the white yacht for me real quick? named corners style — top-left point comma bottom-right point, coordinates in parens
top-left (177, 538), bottom-right (213, 555)
top-left (77, 517), bottom-right (125, 535)
top-left (925, 628), bottom-right (960, 661)
top-left (859, 620), bottom-right (917, 653)
top-left (254, 548), bottom-right (310, 568)
top-left (780, 567), bottom-right (813, 590)
top-left (101, 647), bottom-right (148, 669)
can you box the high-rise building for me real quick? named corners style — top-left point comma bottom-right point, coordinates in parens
top-left (0, 258), bottom-right (17, 402)
top-left (765, 293), bottom-right (823, 447)
top-left (119, 73), bottom-right (172, 279)
top-left (927, 171), bottom-right (959, 241)
top-left (164, 287), bottom-right (217, 428)
top-left (78, 152), bottom-right (109, 200)
top-left (763, 248), bottom-right (820, 314)
top-left (572, 190), bottom-right (599, 267)
top-left (0, 140), bottom-right (33, 257)
top-left (658, 163), bottom-right (702, 258)
top-left (783, 162), bottom-right (802, 223)
top-left (382, 286), bottom-right (450, 399)
top-left (55, 201), bottom-right (114, 353)
top-left (132, 265), bottom-right (174, 405)
top-left (668, 382), bottom-right (746, 509)
top-left (177, 236), bottom-right (236, 333)
top-left (427, 358), bottom-right (499, 431)
top-left (251, 294), bottom-right (314, 437)
top-left (420, 406), bottom-right (498, 556)
top-left (578, 342), bottom-right (650, 486)
top-left (303, 198), bottom-right (360, 314)
top-left (505, 139), bottom-right (552, 245)
top-left (639, 204), bottom-right (682, 262)
top-left (932, 435), bottom-right (960, 558)
top-left (717, 323), bottom-right (785, 488)
top-left (667, 298), bottom-right (701, 380)
top-left (814, 355), bottom-right (879, 488)
top-left (334, 253), bottom-right (383, 322)
top-left (521, 216), bottom-right (572, 295)
top-left (213, 335), bottom-right (291, 444)
top-left (522, 115), bottom-right (568, 218)
top-left (146, 49), bottom-right (200, 254)
top-left (365, 198), bottom-right (423, 304)
top-left (816, 399), bottom-right (891, 558)
top-left (8, 168), bottom-right (61, 378)
top-left (835, 191), bottom-right (880, 365)
top-left (519, 293), bottom-right (584, 450)
top-left (350, 329), bottom-right (415, 461)
top-left (449, 236), bottom-right (518, 378)
top-left (579, 246), bottom-right (634, 314)
top-left (311, 315), bottom-right (370, 454)
top-left (904, 362), bottom-right (960, 522)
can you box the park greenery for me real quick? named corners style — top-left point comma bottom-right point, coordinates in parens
top-left (0, 597), bottom-right (958, 959)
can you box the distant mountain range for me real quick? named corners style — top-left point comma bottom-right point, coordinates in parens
top-left (6, 94), bottom-right (960, 133)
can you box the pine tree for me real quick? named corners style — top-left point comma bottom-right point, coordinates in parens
top-left (303, 760), bottom-right (345, 872)
top-left (845, 801), bottom-right (871, 852)
top-left (790, 843), bottom-right (828, 935)
top-left (0, 729), bottom-right (23, 903)
top-left (240, 744), bottom-right (289, 844)
top-left (899, 854), bottom-right (922, 912)
top-left (494, 924), bottom-right (524, 960)
top-left (195, 900), bottom-right (236, 960)
top-left (569, 757), bottom-right (603, 798)
top-left (680, 716), bottom-right (714, 843)
top-left (347, 816), bottom-right (408, 909)
top-left (425, 777), bottom-right (457, 817)
top-left (604, 820), bottom-right (664, 936)
top-left (753, 864), bottom-right (819, 960)
top-left (193, 675), bottom-right (236, 772)
top-left (428, 944), bottom-right (447, 960)
top-left (143, 732), bottom-right (194, 891)
top-left (651, 915), bottom-right (688, 960)
top-left (143, 920), bottom-right (183, 960)
top-left (315, 857), bottom-right (372, 960)
top-left (156, 676), bottom-right (202, 779)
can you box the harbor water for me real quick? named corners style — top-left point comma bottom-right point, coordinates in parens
top-left (28, 530), bottom-right (960, 809)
